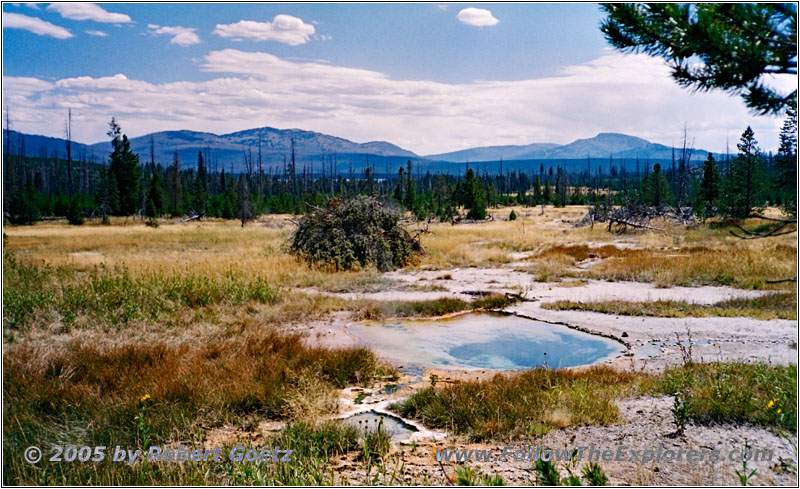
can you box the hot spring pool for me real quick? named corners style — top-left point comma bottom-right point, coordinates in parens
top-left (348, 312), bottom-right (623, 371)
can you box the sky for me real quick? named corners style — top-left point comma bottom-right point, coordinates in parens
top-left (2, 2), bottom-right (796, 155)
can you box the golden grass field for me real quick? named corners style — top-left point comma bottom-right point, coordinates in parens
top-left (5, 206), bottom-right (796, 285)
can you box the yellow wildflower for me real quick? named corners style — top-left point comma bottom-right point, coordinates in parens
top-left (768, 400), bottom-right (775, 409)
top-left (141, 394), bottom-right (151, 402)
top-left (777, 409), bottom-right (782, 414)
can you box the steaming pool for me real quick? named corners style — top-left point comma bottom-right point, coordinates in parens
top-left (349, 312), bottom-right (624, 371)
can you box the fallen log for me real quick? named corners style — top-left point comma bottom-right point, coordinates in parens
top-left (180, 214), bottom-right (201, 223)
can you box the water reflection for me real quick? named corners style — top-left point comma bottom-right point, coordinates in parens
top-left (349, 312), bottom-right (623, 371)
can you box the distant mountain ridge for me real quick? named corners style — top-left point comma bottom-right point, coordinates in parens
top-left (425, 133), bottom-right (709, 162)
top-left (5, 128), bottom-right (714, 173)
top-left (93, 127), bottom-right (419, 169)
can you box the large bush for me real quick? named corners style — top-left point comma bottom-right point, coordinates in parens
top-left (289, 196), bottom-right (422, 271)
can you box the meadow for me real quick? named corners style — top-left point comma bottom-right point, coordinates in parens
top-left (2, 205), bottom-right (797, 485)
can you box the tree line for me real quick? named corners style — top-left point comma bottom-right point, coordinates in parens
top-left (4, 106), bottom-right (796, 226)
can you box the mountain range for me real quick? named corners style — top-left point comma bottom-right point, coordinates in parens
top-left (5, 127), bottom-right (712, 173)
top-left (426, 133), bottom-right (706, 162)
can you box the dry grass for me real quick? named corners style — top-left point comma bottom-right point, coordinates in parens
top-left (398, 208), bottom-right (796, 290)
top-left (543, 291), bottom-right (797, 320)
top-left (585, 242), bottom-right (796, 289)
top-left (415, 206), bottom-right (606, 269)
top-left (3, 326), bottom-right (393, 484)
top-left (395, 365), bottom-right (646, 442)
top-left (5, 209), bottom-right (794, 292)
top-left (396, 362), bottom-right (796, 442)
top-left (3, 217), bottom-right (379, 292)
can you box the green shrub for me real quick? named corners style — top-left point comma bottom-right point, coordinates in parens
top-left (66, 198), bottom-right (85, 225)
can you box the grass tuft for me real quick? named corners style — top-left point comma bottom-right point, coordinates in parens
top-left (394, 366), bottom-right (644, 442)
top-left (397, 362), bottom-right (796, 441)
top-left (542, 291), bottom-right (797, 320)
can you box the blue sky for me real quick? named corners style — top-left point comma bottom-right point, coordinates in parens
top-left (2, 3), bottom-right (794, 154)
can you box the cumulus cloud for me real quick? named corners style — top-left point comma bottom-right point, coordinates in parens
top-left (147, 24), bottom-right (201, 46)
top-left (213, 15), bottom-right (315, 45)
top-left (85, 29), bottom-right (108, 37)
top-left (457, 8), bottom-right (499, 27)
top-left (2, 49), bottom-right (791, 154)
top-left (47, 3), bottom-right (131, 23)
top-left (3, 12), bottom-right (73, 39)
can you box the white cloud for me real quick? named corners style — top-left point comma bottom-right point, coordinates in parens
top-left (457, 8), bottom-right (499, 27)
top-left (437, 5), bottom-right (449, 11)
top-left (2, 50), bottom-right (792, 154)
top-left (47, 3), bottom-right (131, 23)
top-left (85, 29), bottom-right (108, 37)
top-left (147, 24), bottom-right (201, 46)
top-left (213, 15), bottom-right (315, 45)
top-left (3, 12), bottom-right (73, 39)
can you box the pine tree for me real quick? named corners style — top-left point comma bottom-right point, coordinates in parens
top-left (106, 118), bottom-right (141, 216)
top-left (394, 167), bottom-right (405, 204)
top-left (464, 168), bottom-right (486, 220)
top-left (601, 3), bottom-right (797, 115)
top-left (721, 126), bottom-right (765, 218)
top-left (775, 98), bottom-right (798, 216)
top-left (146, 170), bottom-right (165, 218)
top-left (696, 153), bottom-right (721, 218)
top-left (7, 179), bottom-right (40, 224)
top-left (194, 150), bottom-right (208, 215)
top-left (66, 195), bottom-right (84, 225)
top-left (170, 151), bottom-right (183, 217)
top-left (641, 163), bottom-right (672, 208)
top-left (404, 160), bottom-right (416, 211)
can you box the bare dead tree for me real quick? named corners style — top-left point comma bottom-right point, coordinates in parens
top-left (65, 108), bottom-right (72, 197)
top-left (237, 174), bottom-right (252, 227)
top-left (729, 214), bottom-right (797, 282)
top-left (258, 135), bottom-right (263, 196)
top-left (729, 214), bottom-right (797, 239)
